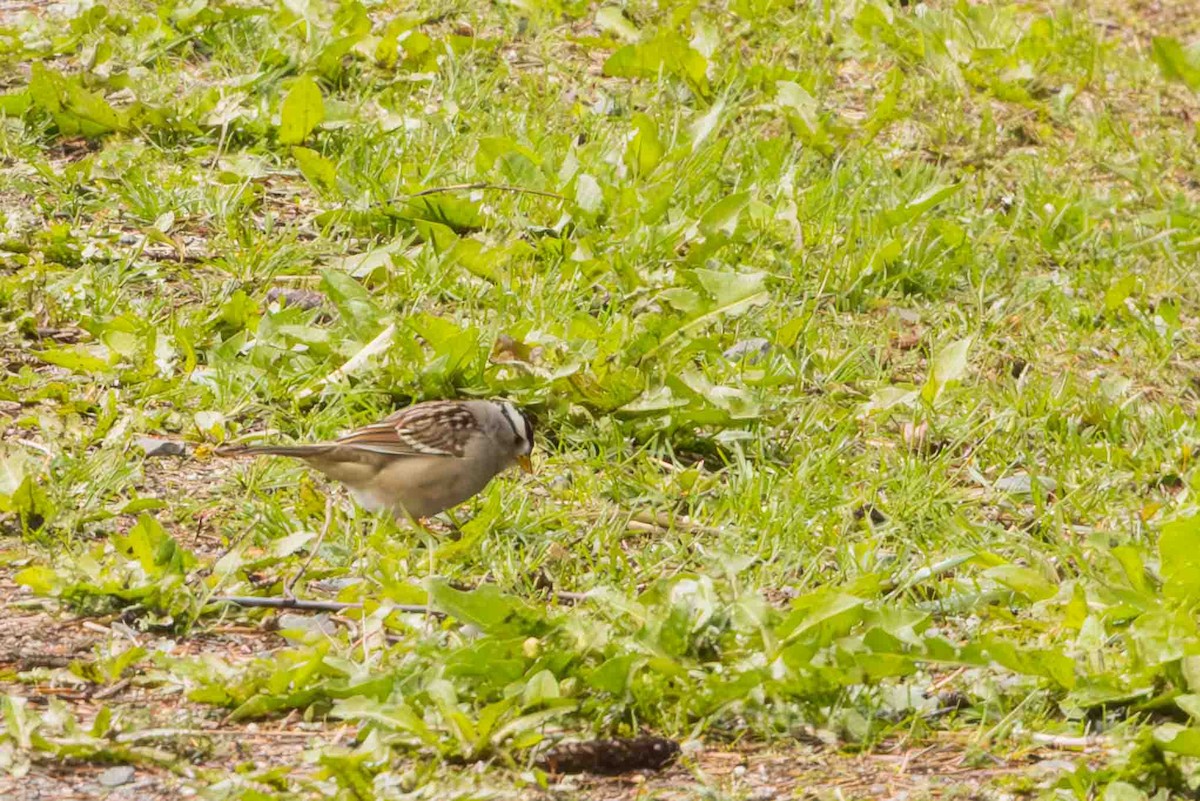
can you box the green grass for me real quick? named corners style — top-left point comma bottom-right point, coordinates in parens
top-left (2, 0), bottom-right (1200, 797)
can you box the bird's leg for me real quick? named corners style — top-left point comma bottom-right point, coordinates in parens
top-left (441, 507), bottom-right (465, 538)
top-left (398, 508), bottom-right (441, 587)
top-left (284, 496), bottom-right (335, 601)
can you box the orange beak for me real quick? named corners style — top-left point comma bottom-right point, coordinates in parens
top-left (517, 454), bottom-right (534, 474)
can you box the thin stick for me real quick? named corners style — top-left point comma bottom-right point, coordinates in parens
top-left (91, 678), bottom-right (132, 701)
top-left (630, 510), bottom-right (725, 536)
top-left (407, 182), bottom-right (563, 200)
top-left (1026, 731), bottom-right (1111, 751)
top-left (551, 591), bottom-right (591, 604)
top-left (212, 589), bottom-right (587, 615)
top-left (321, 183), bottom-right (563, 227)
top-left (927, 666), bottom-right (968, 695)
top-left (296, 322), bottom-right (396, 400)
top-left (211, 595), bottom-right (438, 615)
top-left (284, 497), bottom-right (335, 599)
top-left (115, 727), bottom-right (335, 743)
top-left (212, 595), bottom-right (365, 612)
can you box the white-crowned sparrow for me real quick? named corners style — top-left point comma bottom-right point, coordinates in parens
top-left (216, 399), bottom-right (534, 520)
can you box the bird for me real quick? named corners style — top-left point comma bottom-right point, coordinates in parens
top-left (216, 399), bottom-right (534, 522)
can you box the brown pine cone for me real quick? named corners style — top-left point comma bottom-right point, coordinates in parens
top-left (536, 736), bottom-right (681, 775)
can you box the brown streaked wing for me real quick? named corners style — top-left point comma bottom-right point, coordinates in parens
top-left (335, 401), bottom-right (475, 457)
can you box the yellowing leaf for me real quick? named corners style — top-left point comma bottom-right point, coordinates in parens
top-left (36, 346), bottom-right (112, 374)
top-left (278, 75), bottom-right (324, 145)
top-left (921, 336), bottom-right (972, 404)
top-left (292, 146), bottom-right (337, 193)
top-left (624, 112), bottom-right (663, 175)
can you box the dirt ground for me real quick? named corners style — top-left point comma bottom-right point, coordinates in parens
top-left (0, 573), bottom-right (1103, 801)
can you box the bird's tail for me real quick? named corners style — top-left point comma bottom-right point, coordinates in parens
top-left (214, 443), bottom-right (335, 458)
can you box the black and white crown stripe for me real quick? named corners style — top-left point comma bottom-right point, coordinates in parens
top-left (498, 401), bottom-right (534, 453)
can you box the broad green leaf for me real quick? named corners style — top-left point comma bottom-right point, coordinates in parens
top-left (1129, 610), bottom-right (1193, 666)
top-left (883, 184), bottom-right (962, 229)
top-left (640, 270), bottom-right (768, 362)
top-left (921, 336), bottom-right (972, 404)
top-left (427, 580), bottom-right (541, 635)
top-left (859, 386), bottom-right (919, 416)
top-left (446, 238), bottom-right (496, 281)
top-left (777, 591), bottom-right (865, 645)
top-left (624, 113), bottom-right (664, 175)
top-left (477, 136), bottom-right (543, 185)
top-left (521, 669), bottom-right (560, 706)
top-left (603, 34), bottom-right (709, 97)
top-left (984, 565), bottom-right (1055, 602)
top-left (0, 447), bottom-right (30, 501)
top-left (118, 514), bottom-right (189, 577)
top-left (320, 270), bottom-right (384, 341)
top-left (694, 268), bottom-right (767, 310)
top-left (1151, 37), bottom-right (1200, 91)
top-left (587, 654), bottom-right (644, 694)
top-left (1160, 514), bottom-right (1200, 601)
top-left (292, 146), bottom-right (337, 193)
top-left (575, 174), bottom-right (604, 214)
top-left (854, 651), bottom-right (918, 680)
top-left (0, 91), bottom-right (31, 116)
top-left (330, 240), bottom-right (406, 279)
top-left (11, 476), bottom-right (55, 530)
top-left (1103, 781), bottom-right (1149, 801)
top-left (776, 81), bottom-right (836, 155)
top-left (271, 529), bottom-right (316, 558)
top-left (984, 637), bottom-right (1076, 689)
top-left (595, 6), bottom-right (638, 40)
top-left (15, 565), bottom-right (62, 596)
top-left (29, 64), bottom-right (124, 137)
top-left (862, 68), bottom-right (905, 141)
top-left (331, 696), bottom-right (438, 744)
top-left (2, 696), bottom-right (35, 748)
top-left (1104, 274), bottom-right (1137, 312)
top-left (689, 99), bottom-right (724, 152)
top-left (619, 384), bottom-right (689, 413)
top-left (36, 346), bottom-right (111, 374)
top-left (699, 192), bottom-right (751, 238)
top-left (1154, 723), bottom-right (1200, 756)
top-left (278, 75), bottom-right (325, 145)
top-left (660, 287), bottom-right (703, 314)
top-left (1175, 694), bottom-right (1200, 721)
top-left (491, 705), bottom-right (577, 746)
top-left (1110, 545), bottom-right (1148, 594)
top-left (401, 195), bottom-right (485, 232)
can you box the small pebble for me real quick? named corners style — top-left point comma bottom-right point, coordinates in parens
top-left (136, 436), bottom-right (188, 458)
top-left (723, 338), bottom-right (771, 364)
top-left (993, 474), bottom-right (1056, 495)
top-left (97, 766), bottom-right (135, 787)
top-left (277, 613), bottom-right (338, 637)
